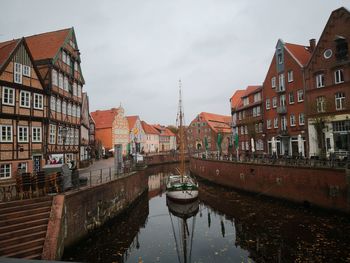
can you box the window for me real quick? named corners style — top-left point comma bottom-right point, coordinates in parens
top-left (243, 97), bottom-right (249, 106)
top-left (316, 96), bottom-right (326, 113)
top-left (73, 83), bottom-right (77, 96)
top-left (266, 98), bottom-right (270, 109)
top-left (34, 93), bottom-right (43, 109)
top-left (0, 125), bottom-right (12, 142)
top-left (244, 126), bottom-right (248, 134)
top-left (335, 37), bottom-right (348, 60)
top-left (271, 77), bottom-right (276, 88)
top-left (14, 63), bottom-right (22, 84)
top-left (289, 92), bottom-right (294, 104)
top-left (335, 92), bottom-right (346, 110)
top-left (2, 87), bottom-right (15, 105)
top-left (72, 104), bottom-right (76, 117)
top-left (75, 129), bottom-right (79, 145)
top-left (18, 126), bottom-right (28, 142)
top-left (290, 114), bottom-right (296, 126)
top-left (23, 65), bottom-right (31, 77)
top-left (0, 164), bottom-right (11, 179)
top-left (67, 103), bottom-right (72, 116)
top-left (287, 71), bottom-right (293, 82)
top-left (316, 74), bottom-right (325, 88)
top-left (20, 91), bottom-right (30, 108)
top-left (78, 85), bottom-right (82, 98)
top-left (278, 74), bottom-right (285, 91)
top-left (267, 119), bottom-right (271, 129)
top-left (62, 51), bottom-right (66, 63)
top-left (297, 90), bottom-right (304, 102)
top-left (254, 92), bottom-right (261, 102)
top-left (56, 98), bottom-right (61, 113)
top-left (18, 162), bottom-right (27, 172)
top-left (280, 94), bottom-right (286, 107)
top-left (52, 70), bottom-right (58, 86)
top-left (77, 106), bottom-right (81, 118)
top-left (238, 112), bottom-right (242, 120)
top-left (57, 126), bottom-right (63, 145)
top-left (62, 100), bottom-right (67, 115)
top-left (256, 106), bottom-right (261, 116)
top-left (272, 97), bottom-right (277, 108)
top-left (32, 127), bottom-right (42, 142)
top-left (335, 69), bottom-right (344, 84)
top-left (255, 123), bottom-right (259, 133)
top-left (278, 53), bottom-right (283, 64)
top-left (245, 141), bottom-right (249, 150)
top-left (74, 61), bottom-right (78, 71)
top-left (49, 124), bottom-right (56, 144)
top-left (299, 113), bottom-right (305, 125)
top-left (259, 123), bottom-right (263, 133)
top-left (64, 76), bottom-right (69, 91)
top-left (58, 73), bottom-right (63, 89)
top-left (66, 55), bottom-right (71, 67)
top-left (274, 117), bottom-right (278, 128)
top-left (241, 142), bottom-right (245, 150)
top-left (242, 111), bottom-right (245, 118)
top-left (50, 96), bottom-right (56, 111)
top-left (281, 116), bottom-right (287, 131)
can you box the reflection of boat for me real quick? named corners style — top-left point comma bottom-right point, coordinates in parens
top-left (166, 80), bottom-right (198, 202)
top-left (167, 197), bottom-right (199, 263)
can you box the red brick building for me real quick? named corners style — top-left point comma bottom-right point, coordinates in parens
top-left (263, 40), bottom-right (311, 157)
top-left (305, 7), bottom-right (350, 158)
top-left (186, 112), bottom-right (231, 154)
top-left (234, 86), bottom-right (264, 156)
top-left (229, 89), bottom-right (245, 156)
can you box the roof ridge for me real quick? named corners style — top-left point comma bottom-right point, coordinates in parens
top-left (25, 27), bottom-right (72, 39)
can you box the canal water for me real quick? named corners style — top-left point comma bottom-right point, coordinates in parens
top-left (63, 164), bottom-right (350, 263)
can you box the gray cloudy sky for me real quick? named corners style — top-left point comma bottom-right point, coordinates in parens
top-left (1, 1), bottom-right (349, 125)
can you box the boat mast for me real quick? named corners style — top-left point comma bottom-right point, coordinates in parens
top-left (177, 80), bottom-right (185, 178)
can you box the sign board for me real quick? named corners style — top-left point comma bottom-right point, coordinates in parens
top-left (114, 144), bottom-right (123, 174)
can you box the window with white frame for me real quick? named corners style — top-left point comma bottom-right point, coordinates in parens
top-left (62, 100), bottom-right (67, 115)
top-left (254, 92), bottom-right (261, 102)
top-left (23, 65), bottom-right (31, 77)
top-left (75, 129), bottom-right (79, 145)
top-left (316, 96), bottom-right (326, 113)
top-left (240, 126), bottom-right (244, 135)
top-left (272, 97), bottom-right (277, 108)
top-left (50, 96), bottom-right (56, 111)
top-left (0, 164), bottom-right (11, 179)
top-left (287, 70), bottom-right (293, 82)
top-left (267, 119), bottom-right (271, 129)
top-left (316, 74), bottom-right (325, 88)
top-left (299, 113), bottom-right (305, 125)
top-left (271, 77), bottom-right (276, 88)
top-left (334, 69), bottom-right (344, 84)
top-left (52, 70), bottom-right (58, 86)
top-left (245, 141), bottom-right (249, 150)
top-left (244, 126), bottom-right (248, 134)
top-left (64, 76), bottom-right (69, 91)
top-left (62, 51), bottom-right (67, 63)
top-left (14, 63), bottom-right (22, 84)
top-left (335, 92), bottom-right (346, 110)
top-left (266, 98), bottom-right (270, 109)
top-left (290, 114), bottom-right (296, 126)
top-left (72, 104), bottom-right (76, 117)
top-left (241, 141), bottom-right (245, 150)
top-left (76, 106), bottom-right (81, 118)
top-left (297, 90), bottom-right (304, 102)
top-left (49, 124), bottom-right (56, 144)
top-left (256, 106), bottom-right (261, 116)
top-left (281, 116), bottom-right (287, 131)
top-left (67, 103), bottom-right (72, 116)
top-left (66, 55), bottom-right (71, 67)
top-left (2, 87), bottom-right (15, 105)
top-left (58, 73), bottom-right (63, 89)
top-left (243, 97), bottom-right (249, 106)
top-left (278, 73), bottom-right (285, 91)
top-left (73, 83), bottom-right (77, 96)
top-left (56, 98), bottom-right (61, 113)
top-left (34, 93), bottom-right (43, 110)
top-left (57, 126), bottom-right (63, 145)
top-left (289, 92), bottom-right (294, 104)
top-left (18, 162), bottom-right (27, 172)
top-left (274, 117), bottom-right (278, 128)
top-left (18, 126), bottom-right (28, 142)
top-left (32, 127), bottom-right (42, 142)
top-left (0, 125), bottom-right (12, 142)
top-left (20, 91), bottom-right (30, 108)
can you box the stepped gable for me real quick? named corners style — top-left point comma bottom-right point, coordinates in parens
top-left (200, 112), bottom-right (231, 133)
top-left (91, 108), bottom-right (119, 129)
top-left (141, 121), bottom-right (160, 135)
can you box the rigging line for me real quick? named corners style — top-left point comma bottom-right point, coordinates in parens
top-left (169, 211), bottom-right (182, 263)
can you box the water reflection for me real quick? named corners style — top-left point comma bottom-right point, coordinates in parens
top-left (63, 164), bottom-right (350, 263)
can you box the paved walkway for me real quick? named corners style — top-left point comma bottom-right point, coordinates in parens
top-left (79, 158), bottom-right (115, 174)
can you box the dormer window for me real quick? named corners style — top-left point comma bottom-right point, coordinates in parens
top-left (335, 36), bottom-right (348, 60)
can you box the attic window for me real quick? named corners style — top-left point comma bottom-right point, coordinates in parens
top-left (335, 36), bottom-right (348, 60)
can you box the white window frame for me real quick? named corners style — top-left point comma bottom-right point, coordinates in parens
top-left (18, 126), bottom-right (29, 143)
top-left (14, 63), bottom-right (22, 84)
top-left (67, 103), bottom-right (72, 116)
top-left (34, 93), bottom-right (43, 110)
top-left (335, 92), bottom-right (346, 110)
top-left (56, 98), bottom-right (61, 113)
top-left (267, 119), bottom-right (271, 129)
top-left (278, 73), bottom-right (285, 91)
top-left (317, 96), bottom-right (326, 113)
top-left (243, 97), bottom-right (249, 106)
top-left (289, 92), bottom-right (294, 104)
top-left (57, 126), bottom-right (63, 145)
top-left (58, 73), bottom-right (63, 89)
top-left (272, 97), bottom-right (277, 108)
top-left (271, 77), bottom-right (276, 88)
top-left (0, 125), bottom-right (12, 142)
top-left (62, 51), bottom-right (67, 63)
top-left (0, 164), bottom-right (11, 179)
top-left (62, 100), bottom-right (67, 115)
top-left (32, 127), bottom-right (42, 143)
top-left (287, 70), bottom-right (293, 82)
top-left (290, 114), bottom-right (296, 126)
top-left (2, 87), bottom-right (15, 106)
top-left (77, 106), bottom-right (81, 118)
top-left (274, 117), bottom-right (278, 128)
top-left (52, 69), bottom-right (58, 86)
top-left (50, 96), bottom-right (56, 111)
top-left (316, 74), bottom-right (325, 88)
top-left (334, 69), bottom-right (344, 84)
top-left (297, 90), bottom-right (304, 102)
top-left (49, 124), bottom-right (56, 144)
top-left (23, 65), bottom-right (31, 77)
top-left (20, 90), bottom-right (31, 108)
top-left (299, 113), bottom-right (305, 126)
top-left (266, 98), bottom-right (270, 110)
top-left (64, 76), bottom-right (69, 91)
top-left (73, 82), bottom-right (77, 97)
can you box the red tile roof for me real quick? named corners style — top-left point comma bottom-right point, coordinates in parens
top-left (126, 116), bottom-right (139, 131)
top-left (199, 112), bottom-right (231, 133)
top-left (230, 90), bottom-right (245, 109)
top-left (25, 28), bottom-right (71, 61)
top-left (163, 128), bottom-right (175, 137)
top-left (141, 121), bottom-right (160, 135)
top-left (152, 125), bottom-right (175, 137)
top-left (242, 85), bottom-right (262, 97)
top-left (91, 108), bottom-right (119, 129)
top-left (0, 39), bottom-right (19, 70)
top-left (285, 42), bottom-right (311, 66)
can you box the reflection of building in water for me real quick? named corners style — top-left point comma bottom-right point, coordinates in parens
top-left (148, 172), bottom-right (167, 199)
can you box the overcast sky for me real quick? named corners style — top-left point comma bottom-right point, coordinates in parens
top-left (1, 1), bottom-right (349, 125)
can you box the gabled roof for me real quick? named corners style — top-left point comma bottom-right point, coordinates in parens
top-left (90, 108), bottom-right (119, 129)
top-left (163, 128), bottom-right (175, 137)
top-left (126, 116), bottom-right (139, 131)
top-left (230, 90), bottom-right (245, 109)
top-left (242, 85), bottom-right (262, 97)
top-left (198, 112), bottom-right (231, 133)
top-left (25, 28), bottom-right (71, 61)
top-left (141, 121), bottom-right (160, 135)
top-left (284, 42), bottom-right (311, 67)
top-left (0, 39), bottom-right (20, 70)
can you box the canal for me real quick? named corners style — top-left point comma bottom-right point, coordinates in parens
top-left (63, 164), bottom-right (350, 263)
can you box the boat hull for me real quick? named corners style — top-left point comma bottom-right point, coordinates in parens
top-left (166, 189), bottom-right (198, 203)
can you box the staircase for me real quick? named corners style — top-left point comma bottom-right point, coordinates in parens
top-left (0, 196), bottom-right (53, 260)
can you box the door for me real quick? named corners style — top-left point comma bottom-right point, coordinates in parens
top-left (33, 156), bottom-right (42, 172)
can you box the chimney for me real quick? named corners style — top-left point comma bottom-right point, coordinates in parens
top-left (309, 39), bottom-right (316, 52)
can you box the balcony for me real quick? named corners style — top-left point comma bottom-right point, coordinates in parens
top-left (276, 87), bottom-right (286, 93)
top-left (277, 106), bottom-right (287, 114)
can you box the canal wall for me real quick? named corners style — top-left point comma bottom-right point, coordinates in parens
top-left (190, 157), bottom-right (350, 213)
top-left (42, 170), bottom-right (148, 260)
top-left (144, 154), bottom-right (188, 166)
